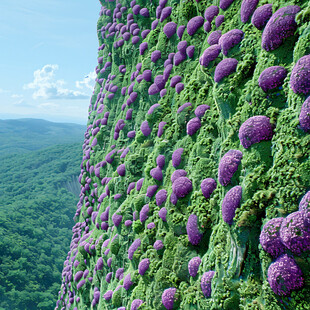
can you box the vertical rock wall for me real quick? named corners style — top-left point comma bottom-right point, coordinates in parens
top-left (56, 0), bottom-right (310, 309)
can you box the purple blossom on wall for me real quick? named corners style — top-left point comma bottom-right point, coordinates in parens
top-left (154, 240), bottom-right (164, 250)
top-left (280, 211), bottom-right (310, 255)
top-left (204, 5), bottom-right (219, 23)
top-left (239, 115), bottom-right (274, 149)
top-left (267, 254), bottom-right (303, 296)
top-left (195, 105), bottom-right (210, 118)
top-left (219, 29), bottom-right (244, 56)
top-left (140, 120), bottom-right (152, 136)
top-left (160, 7), bottom-right (172, 22)
top-left (162, 287), bottom-right (177, 310)
top-left (201, 178), bottom-right (217, 199)
top-left (299, 97), bottom-right (310, 132)
top-left (177, 25), bottom-right (185, 39)
top-left (218, 149), bottom-right (243, 186)
top-left (201, 271), bottom-right (215, 297)
top-left (150, 166), bottom-right (163, 181)
top-left (260, 217), bottom-right (286, 257)
top-left (123, 273), bottom-right (133, 290)
top-left (140, 204), bottom-right (149, 222)
top-left (251, 4), bottom-right (273, 30)
top-left (200, 45), bottom-right (221, 67)
top-left (158, 207), bottom-right (167, 221)
top-left (136, 178), bottom-right (144, 191)
top-left (158, 121), bottom-right (167, 137)
top-left (290, 55), bottom-right (310, 95)
top-left (222, 186), bottom-right (242, 225)
top-left (188, 256), bottom-right (201, 277)
top-left (219, 0), bottom-right (234, 10)
top-left (172, 148), bottom-right (184, 168)
top-left (146, 185), bottom-right (159, 198)
top-left (163, 22), bottom-right (177, 38)
top-left (128, 238), bottom-right (141, 260)
top-left (138, 258), bottom-right (150, 275)
top-left (187, 16), bottom-right (204, 36)
top-left (262, 6), bottom-right (301, 51)
top-left (240, 0), bottom-right (259, 23)
top-left (131, 299), bottom-right (143, 310)
top-left (156, 189), bottom-right (167, 206)
top-left (187, 214), bottom-right (203, 245)
top-left (258, 66), bottom-right (287, 92)
top-left (207, 31), bottom-right (222, 45)
top-left (187, 117), bottom-right (201, 136)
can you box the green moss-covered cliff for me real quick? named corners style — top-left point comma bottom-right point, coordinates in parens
top-left (56, 0), bottom-right (310, 309)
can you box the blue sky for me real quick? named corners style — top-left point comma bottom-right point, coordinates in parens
top-left (0, 0), bottom-right (101, 125)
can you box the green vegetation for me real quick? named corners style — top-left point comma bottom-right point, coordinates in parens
top-left (0, 126), bottom-right (83, 309)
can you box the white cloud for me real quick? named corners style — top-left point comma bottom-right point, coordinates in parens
top-left (24, 64), bottom-right (89, 100)
top-left (11, 94), bottom-right (23, 98)
top-left (75, 71), bottom-right (97, 91)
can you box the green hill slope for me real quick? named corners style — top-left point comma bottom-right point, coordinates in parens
top-left (0, 143), bottom-right (82, 310)
top-left (0, 118), bottom-right (84, 158)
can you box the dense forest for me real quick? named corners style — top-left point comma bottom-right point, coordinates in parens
top-left (0, 120), bottom-right (84, 310)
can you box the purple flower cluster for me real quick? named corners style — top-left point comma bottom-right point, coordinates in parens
top-left (222, 186), bottom-right (242, 225)
top-left (239, 116), bottom-right (274, 149)
top-left (240, 0), bottom-right (259, 23)
top-left (267, 254), bottom-right (303, 296)
top-left (258, 66), bottom-right (287, 92)
top-left (162, 287), bottom-right (176, 310)
top-left (214, 58), bottom-right (238, 82)
top-left (172, 148), bottom-right (184, 168)
top-left (251, 4), bottom-right (273, 30)
top-left (201, 178), bottom-right (217, 199)
top-left (172, 177), bottom-right (193, 198)
top-left (186, 214), bottom-right (203, 245)
top-left (201, 271), bottom-right (215, 297)
top-left (219, 29), bottom-right (244, 56)
top-left (290, 55), bottom-right (310, 94)
top-left (262, 6), bottom-right (301, 51)
top-left (299, 97), bottom-right (310, 132)
top-left (138, 258), bottom-right (150, 275)
top-left (187, 16), bottom-right (204, 36)
top-left (259, 217), bottom-right (286, 257)
top-left (128, 238), bottom-right (141, 260)
top-left (188, 256), bottom-right (201, 277)
top-left (218, 149), bottom-right (243, 186)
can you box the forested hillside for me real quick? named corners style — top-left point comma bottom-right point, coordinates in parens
top-left (0, 136), bottom-right (83, 309)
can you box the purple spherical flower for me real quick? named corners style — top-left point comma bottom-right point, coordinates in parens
top-left (162, 287), bottom-right (177, 310)
top-left (299, 97), bottom-right (310, 132)
top-left (128, 238), bottom-right (141, 260)
top-left (188, 256), bottom-right (201, 277)
top-left (215, 15), bottom-right (225, 28)
top-left (156, 155), bottom-right (165, 169)
top-left (141, 120), bottom-right (152, 136)
top-left (201, 178), bottom-right (217, 199)
top-left (163, 22), bottom-right (177, 38)
top-left (258, 66), bottom-right (287, 92)
top-left (222, 186), bottom-right (242, 225)
top-left (201, 271), bottom-right (215, 297)
top-left (154, 240), bottom-right (164, 250)
top-left (267, 254), bottom-right (303, 296)
top-left (123, 273), bottom-right (133, 290)
top-left (260, 217), bottom-right (286, 257)
top-left (187, 117), bottom-right (201, 136)
top-left (156, 189), bottom-right (167, 206)
top-left (138, 258), bottom-right (150, 275)
top-left (200, 45), bottom-right (221, 67)
top-left (177, 25), bottom-right (185, 39)
top-left (195, 104), bottom-right (210, 118)
top-left (131, 299), bottom-right (143, 310)
top-left (218, 149), bottom-right (243, 186)
top-left (239, 115), bottom-right (274, 149)
top-left (171, 169), bottom-right (187, 183)
top-left (136, 178), bottom-right (144, 191)
top-left (207, 30), bottom-right (222, 45)
top-left (146, 185), bottom-right (159, 198)
top-left (140, 204), bottom-right (149, 222)
top-left (240, 0), bottom-right (259, 23)
top-left (204, 6), bottom-right (219, 23)
top-left (160, 6), bottom-right (172, 22)
top-left (139, 42), bottom-right (148, 55)
top-left (172, 148), bottom-right (184, 168)
top-left (112, 213), bottom-right (122, 227)
top-left (214, 58), bottom-right (238, 82)
top-left (158, 121), bottom-right (167, 137)
top-left (151, 50), bottom-right (162, 63)
top-left (251, 4), bottom-right (273, 30)
top-left (187, 214), bottom-right (203, 245)
top-left (219, 29), bottom-right (244, 56)
top-left (262, 6), bottom-right (301, 51)
top-left (280, 211), bottom-right (310, 255)
top-left (117, 164), bottom-right (126, 176)
top-left (150, 166), bottom-right (163, 181)
top-left (172, 177), bottom-right (192, 198)
top-left (290, 55), bottom-right (310, 94)
top-left (158, 207), bottom-right (167, 221)
top-left (220, 0), bottom-right (234, 10)
top-left (187, 16), bottom-right (204, 36)
top-left (170, 75), bottom-right (182, 88)
top-left (104, 290), bottom-right (113, 300)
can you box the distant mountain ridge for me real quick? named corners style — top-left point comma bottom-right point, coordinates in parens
top-left (0, 118), bottom-right (85, 158)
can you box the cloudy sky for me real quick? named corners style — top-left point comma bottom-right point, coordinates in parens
top-left (0, 0), bottom-right (100, 125)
